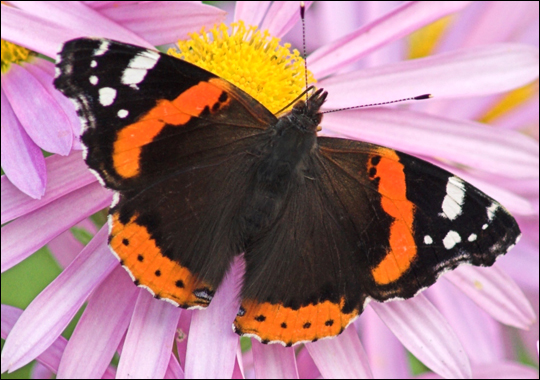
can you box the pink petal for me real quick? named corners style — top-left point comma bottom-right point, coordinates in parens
top-left (296, 348), bottom-right (321, 379)
top-left (260, 1), bottom-right (313, 38)
top-left (320, 44), bottom-right (539, 108)
top-left (165, 353), bottom-right (184, 379)
top-left (309, 1), bottom-right (471, 78)
top-left (1, 4), bottom-right (79, 58)
top-left (1, 182), bottom-right (112, 272)
top-left (29, 59), bottom-right (82, 148)
top-left (497, 239), bottom-right (539, 292)
top-left (57, 266), bottom-right (138, 378)
top-left (30, 362), bottom-right (54, 379)
top-left (2, 64), bottom-right (72, 155)
top-left (0, 88), bottom-right (46, 199)
top-left (471, 362), bottom-right (539, 379)
top-left (47, 218), bottom-right (98, 269)
top-left (117, 290), bottom-right (181, 379)
top-left (175, 310), bottom-right (192, 370)
top-left (252, 340), bottom-right (299, 379)
top-left (427, 280), bottom-right (505, 364)
top-left (99, 2), bottom-right (226, 46)
top-left (234, 1), bottom-right (271, 26)
top-left (371, 295), bottom-right (472, 379)
top-left (1, 152), bottom-right (95, 224)
top-left (321, 108), bottom-right (539, 179)
top-left (1, 304), bottom-right (116, 377)
top-left (357, 307), bottom-right (410, 378)
top-left (232, 348), bottom-right (245, 379)
top-left (8, 2), bottom-right (152, 53)
top-left (491, 94), bottom-right (540, 130)
top-left (184, 260), bottom-right (242, 378)
top-left (445, 265), bottom-right (536, 329)
top-left (0, 227), bottom-right (117, 372)
top-left (306, 324), bottom-right (373, 379)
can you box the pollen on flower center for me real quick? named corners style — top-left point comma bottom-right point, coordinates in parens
top-left (168, 21), bottom-right (316, 114)
top-left (1, 40), bottom-right (33, 74)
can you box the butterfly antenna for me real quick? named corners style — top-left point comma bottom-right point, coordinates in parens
top-left (300, 2), bottom-right (308, 103)
top-left (322, 94), bottom-right (433, 113)
top-left (275, 85), bottom-right (316, 115)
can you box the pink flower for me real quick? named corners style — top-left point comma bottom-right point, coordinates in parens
top-left (1, 1), bottom-right (538, 379)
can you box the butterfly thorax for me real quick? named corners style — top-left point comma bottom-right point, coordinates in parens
top-left (242, 90), bottom-right (327, 239)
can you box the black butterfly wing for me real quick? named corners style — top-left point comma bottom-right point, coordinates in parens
top-left (55, 38), bottom-right (278, 308)
top-left (233, 136), bottom-right (520, 345)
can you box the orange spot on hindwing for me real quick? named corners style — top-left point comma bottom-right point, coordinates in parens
top-left (112, 81), bottom-right (229, 178)
top-left (234, 299), bottom-right (359, 346)
top-left (109, 212), bottom-right (214, 308)
top-left (369, 149), bottom-right (417, 284)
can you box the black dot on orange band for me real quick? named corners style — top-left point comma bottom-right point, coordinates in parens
top-left (369, 167), bottom-right (377, 178)
top-left (122, 238), bottom-right (129, 246)
top-left (371, 156), bottom-right (381, 165)
top-left (325, 319), bottom-right (334, 326)
top-left (119, 260), bottom-right (125, 266)
top-left (154, 295), bottom-right (161, 299)
top-left (212, 102), bottom-right (220, 112)
top-left (155, 270), bottom-right (161, 277)
top-left (219, 91), bottom-right (228, 102)
top-left (281, 322), bottom-right (287, 329)
top-left (134, 279), bottom-right (140, 286)
top-left (137, 254), bottom-right (144, 262)
top-left (303, 322), bottom-right (312, 329)
top-left (175, 280), bottom-right (184, 288)
top-left (255, 315), bottom-right (266, 322)
top-left (262, 339), bottom-right (270, 344)
top-left (286, 342), bottom-right (292, 347)
top-left (312, 338), bottom-right (318, 343)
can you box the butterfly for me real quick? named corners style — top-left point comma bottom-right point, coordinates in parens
top-left (54, 38), bottom-right (520, 346)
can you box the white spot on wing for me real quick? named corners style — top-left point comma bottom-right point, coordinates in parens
top-left (468, 233), bottom-right (477, 242)
top-left (441, 176), bottom-right (466, 220)
top-left (90, 60), bottom-right (97, 68)
top-left (482, 224), bottom-right (488, 230)
top-left (121, 50), bottom-right (160, 88)
top-left (424, 235), bottom-right (433, 245)
top-left (487, 203), bottom-right (498, 221)
top-left (94, 40), bottom-right (110, 56)
top-left (443, 230), bottom-right (461, 250)
top-left (117, 109), bottom-right (129, 118)
top-left (99, 87), bottom-right (116, 106)
top-left (89, 75), bottom-right (98, 85)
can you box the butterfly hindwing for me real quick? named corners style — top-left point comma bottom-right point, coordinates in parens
top-left (55, 38), bottom-right (278, 308)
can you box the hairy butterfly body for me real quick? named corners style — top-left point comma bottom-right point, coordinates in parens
top-left (54, 38), bottom-right (520, 346)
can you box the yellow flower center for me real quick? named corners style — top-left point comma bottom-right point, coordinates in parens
top-left (168, 21), bottom-right (315, 114)
top-left (1, 40), bottom-right (33, 74)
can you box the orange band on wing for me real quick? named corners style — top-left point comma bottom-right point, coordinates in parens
top-left (109, 212), bottom-right (214, 308)
top-left (113, 81), bottom-right (230, 178)
top-left (234, 298), bottom-right (358, 346)
top-left (370, 149), bottom-right (417, 285)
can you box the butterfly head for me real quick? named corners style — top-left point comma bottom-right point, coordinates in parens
top-left (290, 88), bottom-right (327, 132)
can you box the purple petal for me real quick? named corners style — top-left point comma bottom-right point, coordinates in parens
top-left (47, 219), bottom-right (98, 269)
top-left (175, 310), bottom-right (192, 370)
top-left (427, 280), bottom-right (505, 364)
top-left (261, 1), bottom-right (313, 38)
top-left (232, 349), bottom-right (245, 379)
top-left (165, 353), bottom-right (184, 379)
top-left (497, 239), bottom-right (539, 291)
top-left (234, 1), bottom-right (271, 26)
top-left (320, 44), bottom-right (539, 108)
top-left (29, 59), bottom-right (82, 148)
top-left (252, 340), bottom-right (299, 379)
top-left (296, 348), bottom-right (321, 379)
top-left (0, 88), bottom-right (46, 199)
top-left (357, 307), bottom-right (410, 378)
top-left (321, 108), bottom-right (539, 179)
top-left (0, 227), bottom-right (117, 372)
top-left (185, 259), bottom-right (243, 378)
top-left (7, 2), bottom-right (152, 53)
top-left (306, 324), bottom-right (373, 379)
top-left (1, 181), bottom-right (112, 272)
top-left (445, 265), bottom-right (536, 329)
top-left (57, 266), bottom-right (138, 378)
top-left (309, 1), bottom-right (471, 78)
top-left (371, 295), bottom-right (472, 379)
top-left (492, 94), bottom-right (540, 130)
top-left (1, 152), bottom-right (95, 224)
top-left (99, 2), bottom-right (226, 46)
top-left (2, 63), bottom-right (72, 155)
top-left (30, 362), bottom-right (54, 379)
top-left (117, 290), bottom-right (181, 379)
top-left (471, 362), bottom-right (539, 379)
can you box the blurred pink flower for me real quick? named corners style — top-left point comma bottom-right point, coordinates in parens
top-left (1, 1), bottom-right (538, 379)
